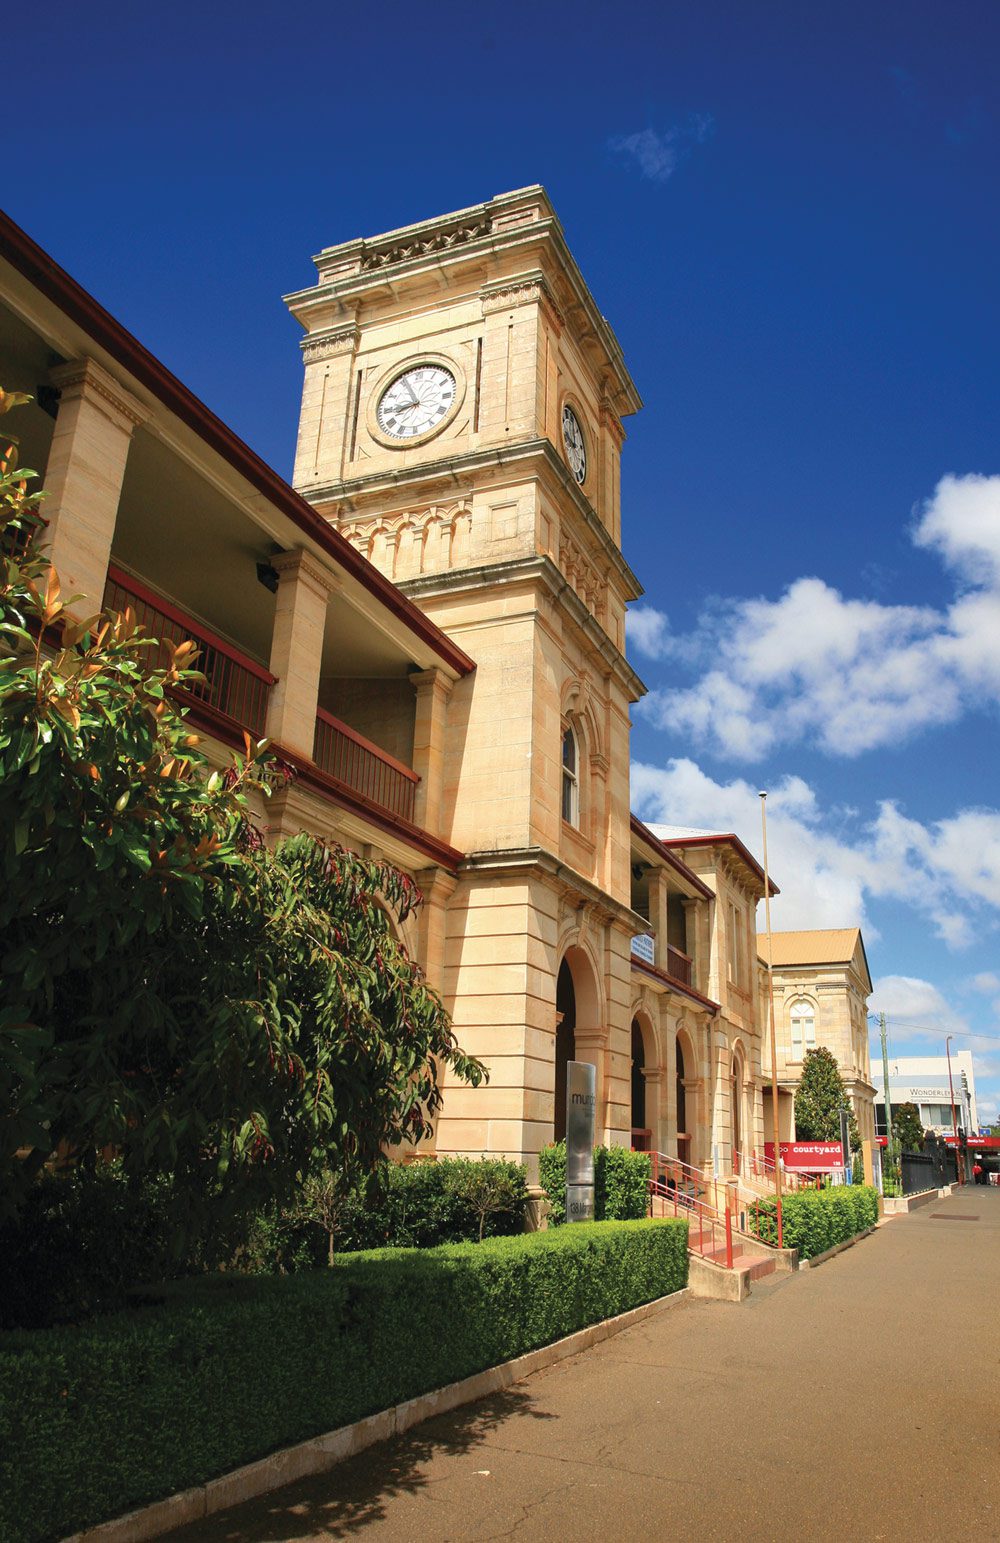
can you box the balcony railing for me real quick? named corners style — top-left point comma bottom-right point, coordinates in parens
top-left (666, 944), bottom-right (693, 986)
top-left (314, 707), bottom-right (419, 824)
top-left (104, 565), bottom-right (276, 737)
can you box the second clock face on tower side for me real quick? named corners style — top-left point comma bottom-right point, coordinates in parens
top-left (562, 405), bottom-right (587, 484)
top-left (376, 364), bottom-right (456, 440)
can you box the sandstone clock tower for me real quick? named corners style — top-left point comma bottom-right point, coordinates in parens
top-left (285, 187), bottom-right (647, 1173)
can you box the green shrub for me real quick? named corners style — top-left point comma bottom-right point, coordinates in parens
top-left (0, 1219), bottom-right (687, 1542)
top-left (254, 1158), bottom-right (528, 1262)
top-left (539, 1142), bottom-right (651, 1225)
top-left (745, 1185), bottom-right (878, 1258)
top-left (0, 1166), bottom-right (186, 1331)
top-left (2, 1160), bottom-right (531, 1323)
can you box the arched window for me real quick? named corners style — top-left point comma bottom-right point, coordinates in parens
top-left (561, 723), bottom-right (579, 827)
top-left (790, 998), bottom-right (815, 1059)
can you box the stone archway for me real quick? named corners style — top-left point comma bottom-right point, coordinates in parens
top-left (554, 944), bottom-right (604, 1142)
top-left (676, 1029), bottom-right (697, 1170)
top-left (731, 1043), bottom-right (746, 1174)
top-left (554, 959), bottom-right (576, 1142)
top-left (631, 1019), bottom-right (646, 1147)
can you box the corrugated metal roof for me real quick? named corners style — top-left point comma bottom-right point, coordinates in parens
top-left (761, 928), bottom-right (861, 965)
top-left (646, 824), bottom-right (719, 840)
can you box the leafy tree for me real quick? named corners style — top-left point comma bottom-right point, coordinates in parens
top-left (0, 392), bottom-right (484, 1236)
top-left (443, 1157), bottom-right (526, 1242)
top-left (794, 1047), bottom-right (860, 1151)
top-left (893, 1102), bottom-right (924, 1152)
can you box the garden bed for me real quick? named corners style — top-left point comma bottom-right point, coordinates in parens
top-left (744, 1186), bottom-right (879, 1258)
top-left (0, 1219), bottom-right (687, 1543)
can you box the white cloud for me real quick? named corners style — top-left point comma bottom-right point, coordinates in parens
top-left (639, 473), bottom-right (1000, 760)
top-left (970, 972), bottom-right (1000, 993)
top-left (869, 975), bottom-right (969, 1036)
top-left (631, 756), bottom-right (1000, 947)
top-left (608, 115), bottom-right (713, 185)
top-left (626, 606), bottom-right (672, 659)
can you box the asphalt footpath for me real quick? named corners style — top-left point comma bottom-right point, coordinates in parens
top-left (170, 1186), bottom-right (1000, 1542)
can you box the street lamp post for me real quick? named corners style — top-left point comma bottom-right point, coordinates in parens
top-left (759, 792), bottom-right (783, 1248)
top-left (945, 1034), bottom-right (963, 1186)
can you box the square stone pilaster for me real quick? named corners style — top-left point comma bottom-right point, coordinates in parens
top-left (415, 865), bottom-right (457, 986)
top-left (410, 666), bottom-right (454, 837)
top-left (43, 358), bottom-right (147, 617)
top-left (265, 549), bottom-right (341, 757)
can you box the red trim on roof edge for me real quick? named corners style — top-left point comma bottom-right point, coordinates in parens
top-left (653, 831), bottom-right (778, 896)
top-left (629, 814), bottom-right (713, 899)
top-left (630, 955), bottom-right (720, 1015)
top-left (0, 209), bottom-right (475, 680)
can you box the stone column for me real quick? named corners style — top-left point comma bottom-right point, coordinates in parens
top-left (414, 865), bottom-right (457, 991)
top-left (642, 1066), bottom-right (664, 1152)
top-left (265, 549), bottom-right (340, 757)
top-left (574, 1027), bottom-right (610, 1141)
top-left (42, 359), bottom-right (146, 617)
top-left (648, 870), bottom-right (669, 969)
top-left (410, 667), bottom-right (454, 837)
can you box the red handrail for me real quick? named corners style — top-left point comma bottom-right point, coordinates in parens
top-left (104, 566), bottom-right (275, 737)
top-left (652, 1181), bottom-right (733, 1270)
top-left (313, 709), bottom-right (418, 824)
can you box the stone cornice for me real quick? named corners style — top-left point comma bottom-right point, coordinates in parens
top-left (480, 269), bottom-right (565, 330)
top-left (272, 547), bottom-right (342, 595)
top-left (300, 325), bottom-right (360, 363)
top-left (398, 554), bottom-right (646, 703)
top-left (304, 436), bottom-right (644, 604)
top-left (460, 844), bottom-right (643, 934)
top-left (48, 356), bottom-right (147, 429)
top-left (284, 187), bottom-right (642, 418)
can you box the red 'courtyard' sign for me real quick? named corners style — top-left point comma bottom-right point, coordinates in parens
top-left (764, 1141), bottom-right (847, 1172)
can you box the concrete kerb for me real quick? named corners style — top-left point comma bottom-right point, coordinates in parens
top-left (883, 1188), bottom-right (943, 1215)
top-left (63, 1287), bottom-right (691, 1543)
top-left (799, 1225), bottom-right (878, 1269)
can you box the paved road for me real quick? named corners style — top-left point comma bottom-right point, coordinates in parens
top-left (174, 1187), bottom-right (1000, 1541)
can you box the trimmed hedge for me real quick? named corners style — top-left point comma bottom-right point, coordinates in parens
top-left (745, 1185), bottom-right (878, 1258)
top-left (539, 1142), bottom-right (652, 1224)
top-left (240, 1157), bottom-right (529, 1272)
top-left (0, 1219), bottom-right (687, 1542)
top-left (0, 1160), bottom-right (530, 1328)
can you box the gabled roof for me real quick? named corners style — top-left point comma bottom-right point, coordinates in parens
top-left (761, 927), bottom-right (872, 993)
top-left (645, 824), bottom-right (778, 898)
top-left (629, 814), bottom-right (713, 900)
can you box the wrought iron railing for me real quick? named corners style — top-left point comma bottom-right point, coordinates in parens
top-left (104, 565), bottom-right (275, 737)
top-left (313, 707), bottom-right (419, 824)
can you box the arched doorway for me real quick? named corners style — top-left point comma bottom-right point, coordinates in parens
top-left (731, 1047), bottom-right (744, 1174)
top-left (631, 1019), bottom-right (648, 1149)
top-left (554, 959), bottom-right (576, 1141)
top-left (676, 1037), bottom-right (691, 1169)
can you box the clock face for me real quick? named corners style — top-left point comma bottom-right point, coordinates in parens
top-left (376, 364), bottom-right (456, 440)
top-left (562, 405), bottom-right (587, 484)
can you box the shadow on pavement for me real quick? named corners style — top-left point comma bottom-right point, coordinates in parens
top-left (176, 1385), bottom-right (555, 1541)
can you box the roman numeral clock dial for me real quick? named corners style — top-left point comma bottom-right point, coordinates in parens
top-left (562, 405), bottom-right (587, 484)
top-left (376, 365), bottom-right (456, 439)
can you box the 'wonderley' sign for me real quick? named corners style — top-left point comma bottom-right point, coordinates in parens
top-left (566, 1060), bottom-right (596, 1222)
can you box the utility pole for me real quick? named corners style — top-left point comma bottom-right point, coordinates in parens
top-left (879, 1013), bottom-right (893, 1149)
top-left (759, 792), bottom-right (783, 1248)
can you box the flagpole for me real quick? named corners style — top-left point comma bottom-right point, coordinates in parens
top-left (759, 791), bottom-right (784, 1248)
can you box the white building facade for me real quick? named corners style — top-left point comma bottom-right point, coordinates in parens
top-left (871, 1052), bottom-right (978, 1136)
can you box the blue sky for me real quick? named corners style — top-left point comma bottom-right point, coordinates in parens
top-left (10, 0), bottom-right (1000, 1121)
